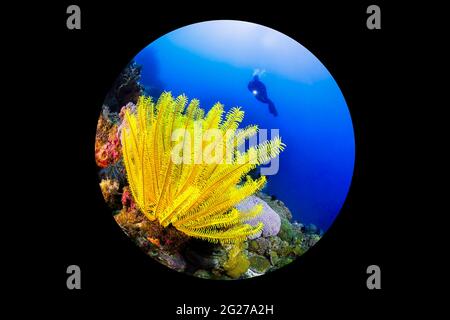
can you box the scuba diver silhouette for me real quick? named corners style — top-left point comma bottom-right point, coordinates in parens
top-left (248, 75), bottom-right (278, 116)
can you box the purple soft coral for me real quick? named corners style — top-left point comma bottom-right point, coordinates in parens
top-left (236, 196), bottom-right (281, 239)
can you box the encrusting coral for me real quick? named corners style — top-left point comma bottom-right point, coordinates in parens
top-left (120, 92), bottom-right (285, 244)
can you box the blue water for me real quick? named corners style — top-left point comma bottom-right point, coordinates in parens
top-left (133, 21), bottom-right (355, 231)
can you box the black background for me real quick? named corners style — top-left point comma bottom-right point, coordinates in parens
top-left (12, 0), bottom-right (417, 316)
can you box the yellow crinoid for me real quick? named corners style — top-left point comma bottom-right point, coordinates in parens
top-left (121, 92), bottom-right (285, 244)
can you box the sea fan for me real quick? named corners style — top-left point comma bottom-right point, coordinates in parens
top-left (121, 92), bottom-right (285, 244)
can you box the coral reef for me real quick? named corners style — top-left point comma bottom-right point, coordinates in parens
top-left (110, 188), bottom-right (320, 279)
top-left (97, 89), bottom-right (322, 280)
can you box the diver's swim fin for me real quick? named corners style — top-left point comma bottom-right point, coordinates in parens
top-left (267, 99), bottom-right (278, 117)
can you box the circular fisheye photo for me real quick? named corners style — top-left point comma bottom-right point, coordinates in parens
top-left (95, 20), bottom-right (355, 280)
